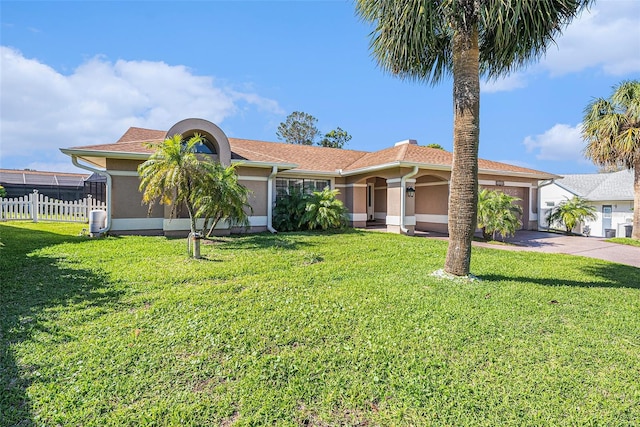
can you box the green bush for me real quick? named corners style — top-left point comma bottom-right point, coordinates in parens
top-left (273, 189), bottom-right (308, 231)
top-left (274, 187), bottom-right (348, 231)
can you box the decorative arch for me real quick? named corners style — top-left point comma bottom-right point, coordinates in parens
top-left (165, 118), bottom-right (232, 166)
top-left (415, 172), bottom-right (450, 183)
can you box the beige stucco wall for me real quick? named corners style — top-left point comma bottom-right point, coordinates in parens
top-left (347, 185), bottom-right (367, 228)
top-left (415, 185), bottom-right (449, 214)
top-left (236, 166), bottom-right (271, 217)
top-left (414, 182), bottom-right (449, 233)
top-left (240, 180), bottom-right (267, 217)
top-left (111, 175), bottom-right (160, 219)
top-left (334, 177), bottom-right (347, 205)
top-left (415, 177), bottom-right (449, 215)
top-left (104, 158), bottom-right (158, 219)
top-left (386, 180), bottom-right (402, 217)
top-left (478, 174), bottom-right (536, 185)
top-left (106, 158), bottom-right (142, 172)
top-left (105, 159), bottom-right (275, 234)
top-left (237, 166), bottom-right (272, 177)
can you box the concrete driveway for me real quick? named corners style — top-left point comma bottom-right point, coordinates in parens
top-left (472, 231), bottom-right (640, 268)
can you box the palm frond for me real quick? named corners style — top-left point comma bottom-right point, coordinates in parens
top-left (356, 0), bottom-right (592, 82)
top-left (582, 80), bottom-right (640, 169)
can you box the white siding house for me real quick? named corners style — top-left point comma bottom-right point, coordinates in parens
top-left (539, 170), bottom-right (634, 238)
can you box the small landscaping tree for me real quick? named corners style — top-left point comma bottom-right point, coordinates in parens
top-left (477, 189), bottom-right (522, 241)
top-left (300, 188), bottom-right (349, 230)
top-left (138, 133), bottom-right (252, 253)
top-left (546, 196), bottom-right (597, 235)
top-left (138, 134), bottom-right (208, 234)
top-left (194, 163), bottom-right (252, 238)
top-left (0, 185), bottom-right (6, 198)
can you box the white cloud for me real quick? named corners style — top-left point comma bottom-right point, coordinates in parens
top-left (523, 123), bottom-right (591, 163)
top-left (495, 159), bottom-right (536, 170)
top-left (540, 0), bottom-right (640, 76)
top-left (481, 73), bottom-right (527, 93)
top-left (481, 1), bottom-right (639, 93)
top-left (0, 46), bottom-right (283, 170)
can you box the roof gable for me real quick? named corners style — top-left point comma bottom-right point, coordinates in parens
top-left (117, 127), bottom-right (166, 143)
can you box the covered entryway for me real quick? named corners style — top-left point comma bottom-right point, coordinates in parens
top-left (365, 177), bottom-right (387, 226)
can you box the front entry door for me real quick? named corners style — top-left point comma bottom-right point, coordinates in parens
top-left (602, 205), bottom-right (612, 235)
top-left (367, 183), bottom-right (375, 221)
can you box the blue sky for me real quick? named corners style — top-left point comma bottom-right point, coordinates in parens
top-left (1, 0), bottom-right (639, 175)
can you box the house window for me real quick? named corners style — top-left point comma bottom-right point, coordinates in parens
top-left (276, 178), bottom-right (330, 197)
top-left (183, 136), bottom-right (217, 154)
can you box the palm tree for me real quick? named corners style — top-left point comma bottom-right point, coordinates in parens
top-left (138, 133), bottom-right (212, 234)
top-left (546, 196), bottom-right (596, 235)
top-left (477, 189), bottom-right (522, 241)
top-left (194, 163), bottom-right (252, 237)
top-left (356, 0), bottom-right (592, 276)
top-left (583, 80), bottom-right (640, 239)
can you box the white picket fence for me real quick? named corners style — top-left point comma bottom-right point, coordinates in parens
top-left (0, 190), bottom-right (106, 223)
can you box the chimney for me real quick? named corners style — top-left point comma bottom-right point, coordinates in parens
top-left (394, 139), bottom-right (418, 147)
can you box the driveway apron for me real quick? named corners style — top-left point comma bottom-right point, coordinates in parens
top-left (474, 231), bottom-right (640, 268)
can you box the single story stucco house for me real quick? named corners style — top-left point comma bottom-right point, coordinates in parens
top-left (61, 118), bottom-right (556, 236)
top-left (539, 170), bottom-right (634, 238)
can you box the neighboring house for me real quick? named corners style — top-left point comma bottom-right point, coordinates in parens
top-left (0, 168), bottom-right (106, 202)
top-left (60, 118), bottom-right (556, 236)
top-left (539, 170), bottom-right (634, 238)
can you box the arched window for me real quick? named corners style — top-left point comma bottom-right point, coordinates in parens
top-left (182, 135), bottom-right (217, 154)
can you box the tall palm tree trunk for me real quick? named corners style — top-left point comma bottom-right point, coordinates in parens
top-left (634, 160), bottom-right (640, 239)
top-left (444, 23), bottom-right (480, 276)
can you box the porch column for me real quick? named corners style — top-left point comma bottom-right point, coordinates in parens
top-left (386, 178), bottom-right (416, 235)
top-left (340, 183), bottom-right (368, 228)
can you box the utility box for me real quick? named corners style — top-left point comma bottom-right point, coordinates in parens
top-left (89, 210), bottom-right (107, 236)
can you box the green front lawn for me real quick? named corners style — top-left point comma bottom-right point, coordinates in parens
top-left (607, 237), bottom-right (640, 247)
top-left (2, 222), bottom-right (639, 426)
